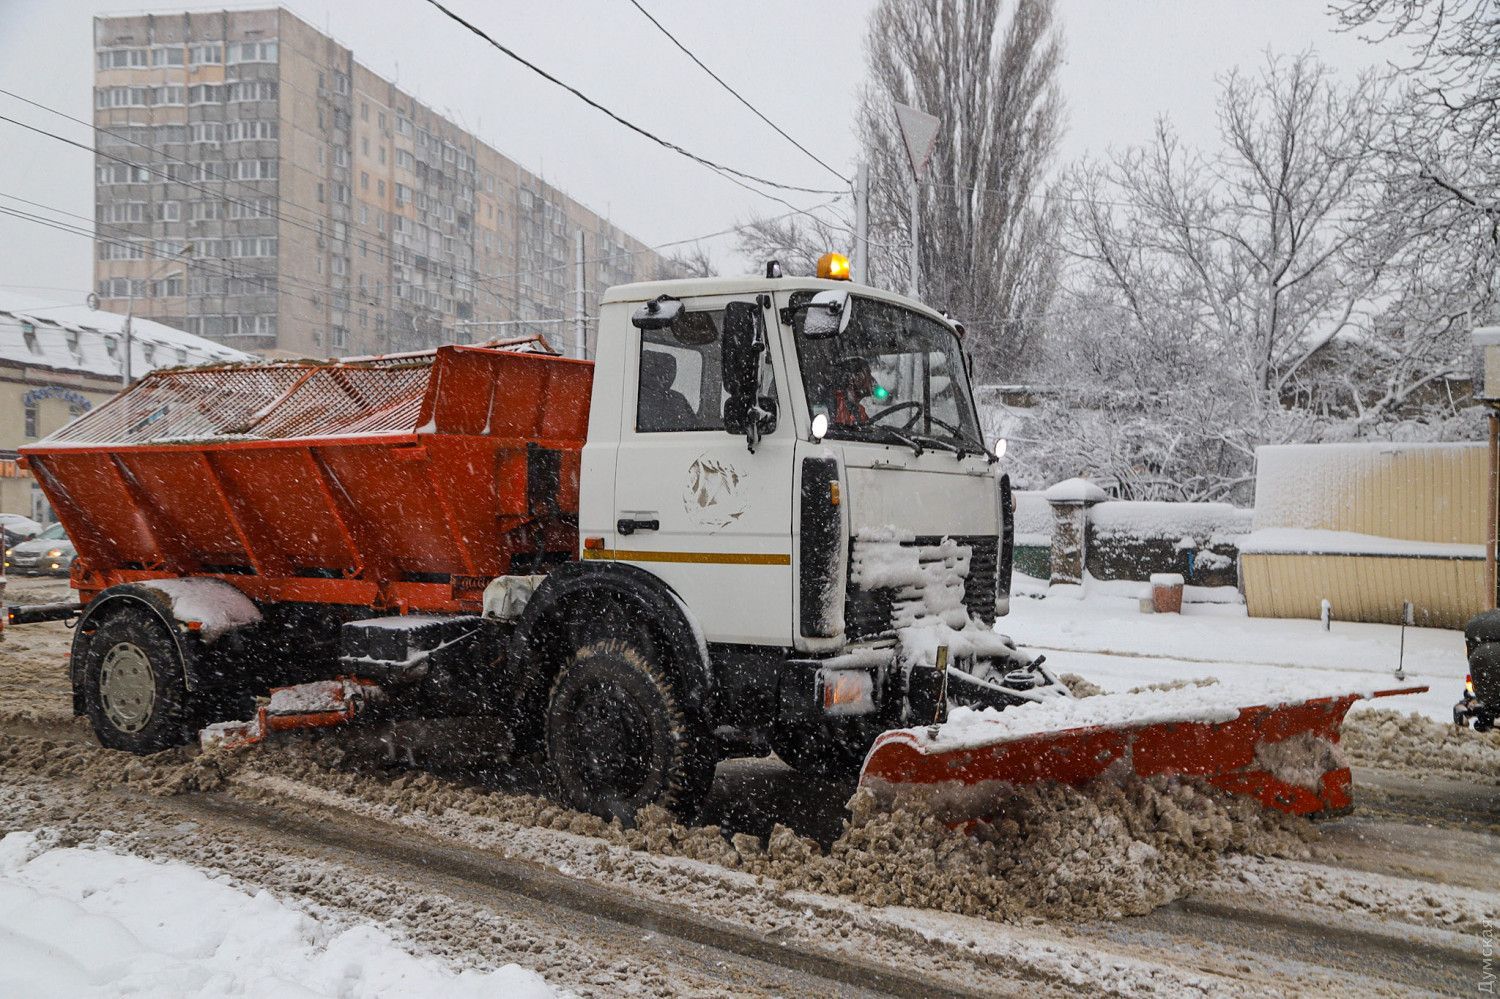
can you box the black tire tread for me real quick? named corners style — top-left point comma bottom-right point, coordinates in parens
top-left (546, 635), bottom-right (713, 822)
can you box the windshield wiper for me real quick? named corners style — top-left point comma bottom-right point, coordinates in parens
top-left (906, 431), bottom-right (968, 458)
top-left (858, 423), bottom-right (925, 456)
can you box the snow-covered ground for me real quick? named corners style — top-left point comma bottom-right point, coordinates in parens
top-left (0, 830), bottom-right (556, 999)
top-left (1008, 576), bottom-right (1466, 723)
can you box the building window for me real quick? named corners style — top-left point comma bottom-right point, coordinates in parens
top-left (24, 399), bottom-right (38, 439)
top-left (151, 46), bottom-right (184, 67)
top-left (189, 44), bottom-right (222, 65)
top-left (98, 48), bottom-right (148, 69)
top-left (229, 41), bottom-right (278, 64)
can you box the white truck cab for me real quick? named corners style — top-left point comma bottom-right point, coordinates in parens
top-left (559, 269), bottom-right (1051, 801)
top-left (583, 274), bottom-right (1004, 652)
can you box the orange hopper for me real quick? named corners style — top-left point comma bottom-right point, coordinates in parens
top-left (22, 338), bottom-right (592, 616)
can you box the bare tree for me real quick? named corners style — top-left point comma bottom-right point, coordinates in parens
top-left (1333, 0), bottom-right (1499, 224)
top-left (856, 0), bottom-right (1066, 380)
top-left (733, 211), bottom-right (849, 278)
top-left (660, 244), bottom-right (717, 279)
top-left (1025, 52), bottom-right (1478, 500)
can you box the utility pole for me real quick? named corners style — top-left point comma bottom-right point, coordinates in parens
top-left (908, 180), bottom-right (919, 300)
top-left (894, 103), bottom-right (940, 301)
top-left (574, 228), bottom-right (586, 360)
top-left (852, 161), bottom-right (870, 285)
top-left (121, 245), bottom-right (194, 386)
top-left (121, 307), bottom-right (133, 387)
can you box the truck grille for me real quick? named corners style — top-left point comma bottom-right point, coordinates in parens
top-left (845, 534), bottom-right (998, 641)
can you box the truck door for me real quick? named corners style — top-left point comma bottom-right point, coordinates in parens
top-left (605, 295), bottom-right (795, 646)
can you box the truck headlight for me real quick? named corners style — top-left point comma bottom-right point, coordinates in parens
top-left (45, 548), bottom-right (62, 558)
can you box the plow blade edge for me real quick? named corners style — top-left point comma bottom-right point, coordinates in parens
top-left (858, 687), bottom-right (1424, 823)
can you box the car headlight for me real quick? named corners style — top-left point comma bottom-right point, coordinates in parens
top-left (45, 548), bottom-right (63, 558)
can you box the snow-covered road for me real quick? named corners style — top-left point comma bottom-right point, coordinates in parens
top-left (1008, 581), bottom-right (1466, 723)
top-left (1, 577), bottom-right (1495, 995)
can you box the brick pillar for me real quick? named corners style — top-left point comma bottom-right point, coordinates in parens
top-left (1044, 477), bottom-right (1107, 586)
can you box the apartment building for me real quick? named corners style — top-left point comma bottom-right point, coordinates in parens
top-left (93, 8), bottom-right (665, 358)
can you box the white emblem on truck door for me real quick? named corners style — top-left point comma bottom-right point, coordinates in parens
top-left (684, 454), bottom-right (747, 530)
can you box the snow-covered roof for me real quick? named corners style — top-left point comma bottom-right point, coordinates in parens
top-left (0, 290), bottom-right (250, 380)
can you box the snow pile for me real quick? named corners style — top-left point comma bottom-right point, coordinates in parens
top-left (0, 732), bottom-right (244, 797)
top-left (1342, 708), bottom-right (1500, 784)
top-left (0, 829), bottom-right (555, 998)
top-left (1089, 500), bottom-right (1253, 544)
top-left (1041, 477), bottom-right (1108, 504)
top-left (220, 738), bottom-right (1316, 926)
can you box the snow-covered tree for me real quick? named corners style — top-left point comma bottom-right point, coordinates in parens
top-left (1019, 52), bottom-right (1487, 500)
top-left (1333, 0), bottom-right (1500, 241)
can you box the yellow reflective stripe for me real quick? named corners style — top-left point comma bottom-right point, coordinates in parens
top-left (583, 548), bottom-right (791, 566)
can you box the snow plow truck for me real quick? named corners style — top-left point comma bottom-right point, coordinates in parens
top-left (7, 260), bottom-right (1409, 824)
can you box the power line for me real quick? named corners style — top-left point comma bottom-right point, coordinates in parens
top-left (0, 193), bottom-right (378, 313)
top-left (623, 0), bottom-right (849, 185)
top-left (417, 0), bottom-right (845, 197)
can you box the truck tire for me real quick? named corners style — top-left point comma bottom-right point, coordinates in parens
top-left (545, 636), bottom-right (714, 823)
top-left (771, 720), bottom-right (876, 782)
top-left (81, 606), bottom-right (193, 754)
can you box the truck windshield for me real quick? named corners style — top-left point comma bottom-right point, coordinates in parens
top-left (793, 294), bottom-right (983, 453)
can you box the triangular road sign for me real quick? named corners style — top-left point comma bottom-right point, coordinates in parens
top-left (894, 102), bottom-right (940, 179)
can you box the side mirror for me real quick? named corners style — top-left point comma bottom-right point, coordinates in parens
top-left (722, 300), bottom-right (776, 449)
top-left (800, 290), bottom-right (852, 339)
top-left (631, 295), bottom-right (683, 331)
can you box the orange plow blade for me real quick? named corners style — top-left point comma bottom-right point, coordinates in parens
top-left (858, 686), bottom-right (1425, 823)
top-left (200, 677), bottom-right (383, 751)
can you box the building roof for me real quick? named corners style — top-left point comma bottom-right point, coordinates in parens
top-left (0, 291), bottom-right (250, 380)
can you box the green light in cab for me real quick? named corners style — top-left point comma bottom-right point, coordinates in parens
top-left (871, 385), bottom-right (890, 401)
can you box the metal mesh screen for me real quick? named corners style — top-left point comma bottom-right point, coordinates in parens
top-left (41, 358), bottom-right (435, 446)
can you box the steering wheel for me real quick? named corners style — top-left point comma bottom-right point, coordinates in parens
top-left (869, 400), bottom-right (923, 429)
top-left (868, 401), bottom-right (964, 438)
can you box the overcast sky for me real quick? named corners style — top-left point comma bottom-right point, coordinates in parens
top-left (0, 0), bottom-right (1399, 306)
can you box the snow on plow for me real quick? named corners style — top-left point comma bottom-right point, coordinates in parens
top-left (200, 678), bottom-right (384, 751)
top-left (859, 683), bottom-right (1426, 823)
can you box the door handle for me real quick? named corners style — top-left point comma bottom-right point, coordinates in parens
top-left (617, 518), bottom-right (660, 536)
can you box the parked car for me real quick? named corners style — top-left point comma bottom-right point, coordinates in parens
top-left (4, 522), bottom-right (75, 576)
top-left (0, 513), bottom-right (42, 550)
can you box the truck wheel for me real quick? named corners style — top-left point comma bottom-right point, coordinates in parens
top-left (546, 637), bottom-right (713, 823)
top-left (771, 720), bottom-right (875, 782)
top-left (82, 607), bottom-right (192, 754)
